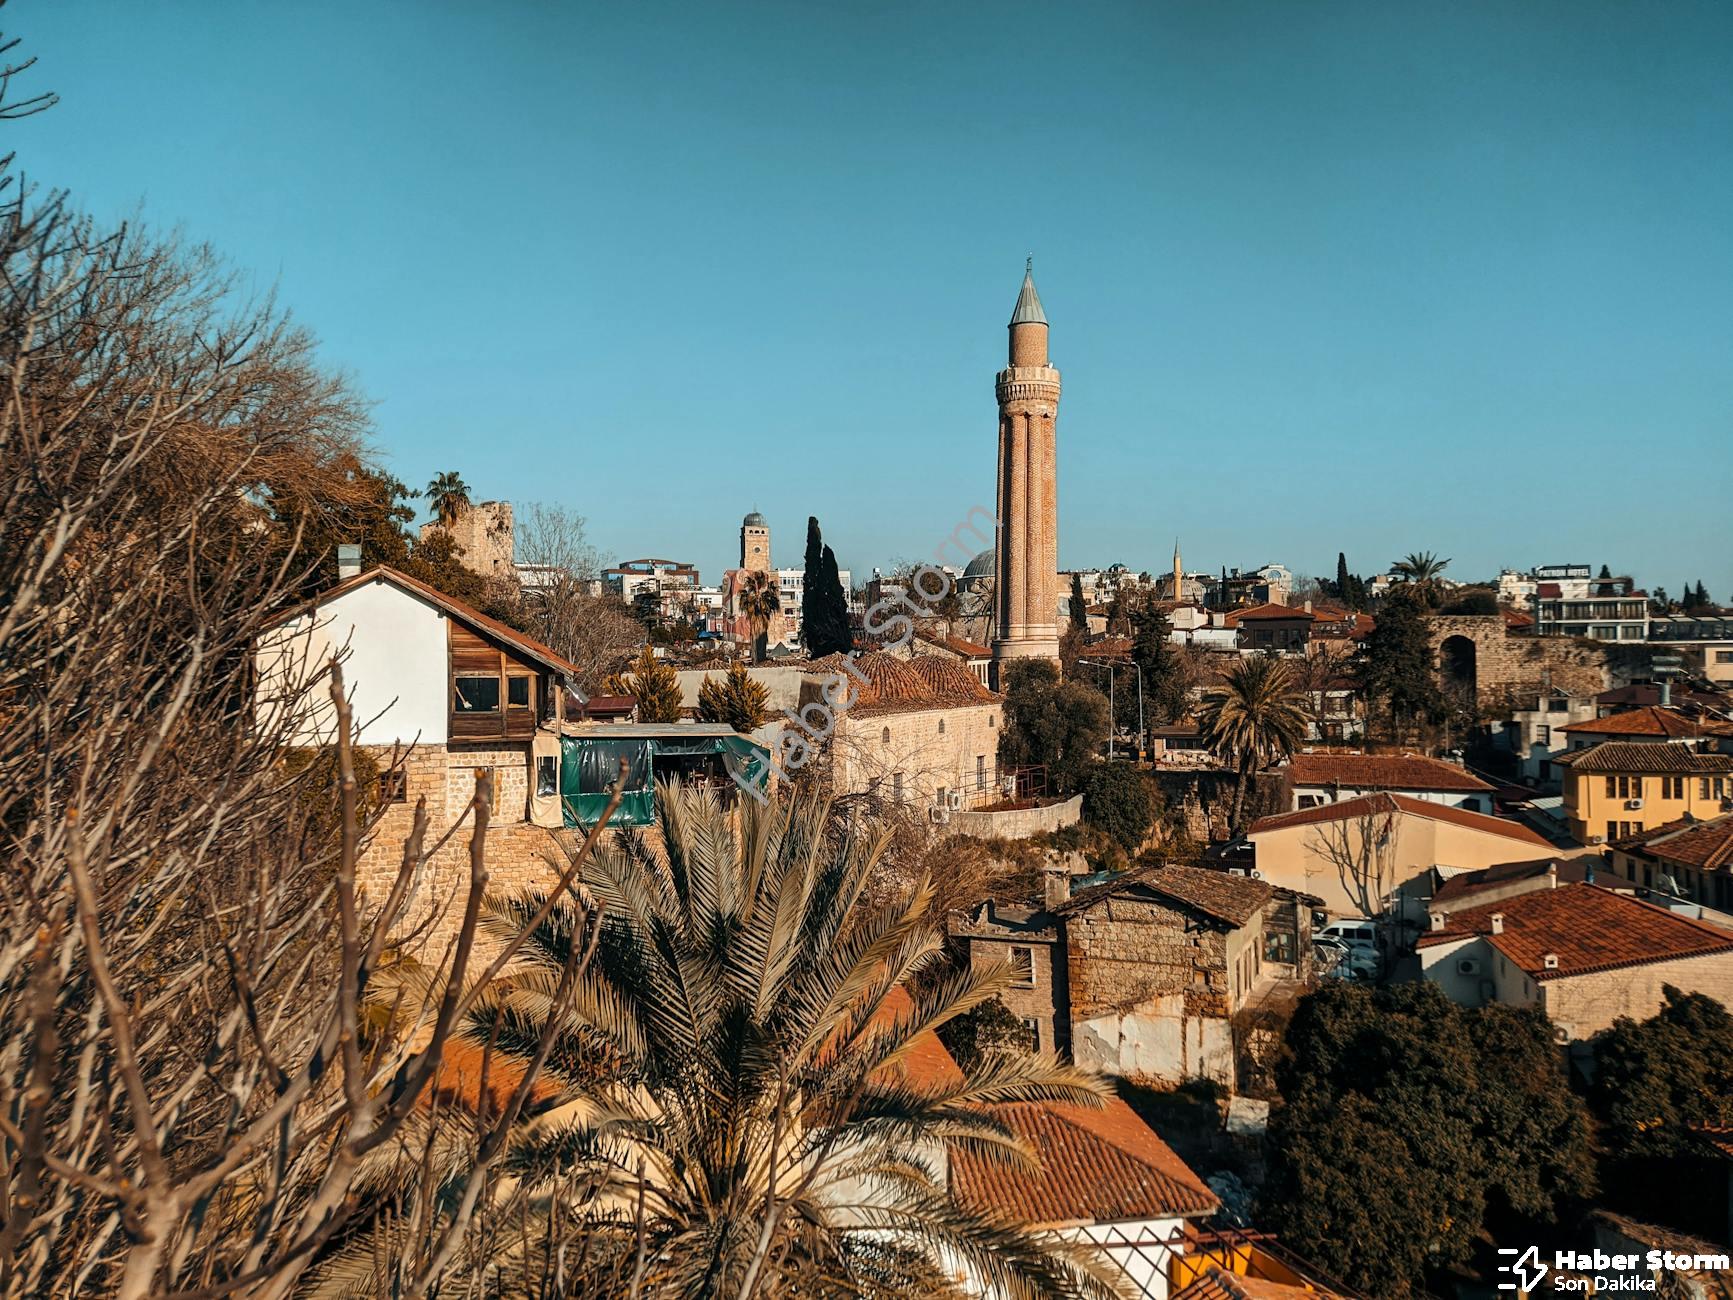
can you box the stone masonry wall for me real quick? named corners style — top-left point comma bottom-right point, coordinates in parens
top-left (358, 744), bottom-right (566, 958)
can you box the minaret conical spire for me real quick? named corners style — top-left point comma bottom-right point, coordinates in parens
top-left (1010, 257), bottom-right (1047, 326)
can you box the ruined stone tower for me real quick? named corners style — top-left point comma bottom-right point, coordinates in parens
top-left (991, 260), bottom-right (1061, 680)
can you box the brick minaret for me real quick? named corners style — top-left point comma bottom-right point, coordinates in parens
top-left (991, 260), bottom-right (1061, 681)
top-left (740, 511), bottom-right (770, 573)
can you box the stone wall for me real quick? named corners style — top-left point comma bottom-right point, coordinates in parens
top-left (421, 500), bottom-right (514, 581)
top-left (1543, 951), bottom-right (1733, 1041)
top-left (828, 702), bottom-right (1003, 810)
top-left (1425, 616), bottom-right (1659, 711)
top-left (358, 743), bottom-right (565, 956)
top-left (1151, 769), bottom-right (1286, 844)
top-left (948, 794), bottom-right (1081, 839)
top-left (1064, 894), bottom-right (1255, 1086)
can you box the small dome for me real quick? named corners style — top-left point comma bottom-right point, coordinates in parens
top-left (743, 511), bottom-right (767, 527)
top-left (963, 549), bottom-right (995, 579)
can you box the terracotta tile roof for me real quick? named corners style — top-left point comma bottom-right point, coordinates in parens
top-left (1230, 603), bottom-right (1316, 623)
top-left (1285, 753), bottom-right (1493, 793)
top-left (950, 1096), bottom-right (1218, 1226)
top-left (1416, 883), bottom-right (1733, 979)
top-left (865, 985), bottom-right (965, 1091)
top-left (1431, 857), bottom-right (1590, 903)
top-left (1554, 742), bottom-right (1733, 775)
top-left (264, 565), bottom-right (583, 677)
top-left (804, 651), bottom-right (1000, 717)
top-left (1174, 1266), bottom-right (1335, 1300)
top-left (1560, 707), bottom-right (1733, 739)
top-left (1248, 792), bottom-right (1552, 847)
top-left (1616, 815), bottom-right (1733, 871)
top-left (1502, 608), bottom-right (1536, 629)
top-left (1597, 683), bottom-right (1729, 711)
top-left (943, 634), bottom-right (992, 657)
top-left (1057, 863), bottom-right (1272, 927)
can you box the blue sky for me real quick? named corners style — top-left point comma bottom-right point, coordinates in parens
top-left (17, 1), bottom-right (1732, 598)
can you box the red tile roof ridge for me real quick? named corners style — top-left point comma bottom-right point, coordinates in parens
top-left (1417, 883), bottom-right (1733, 978)
top-left (262, 565), bottom-right (582, 677)
top-left (1248, 792), bottom-right (1551, 846)
top-left (1284, 752), bottom-right (1494, 792)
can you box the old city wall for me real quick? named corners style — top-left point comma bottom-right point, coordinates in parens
top-left (1425, 616), bottom-right (1657, 710)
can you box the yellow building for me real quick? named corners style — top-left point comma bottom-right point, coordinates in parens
top-left (1555, 741), bottom-right (1733, 846)
top-left (1246, 794), bottom-right (1554, 919)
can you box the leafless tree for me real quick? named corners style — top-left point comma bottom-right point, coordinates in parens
top-left (1304, 803), bottom-right (1404, 920)
top-left (515, 502), bottom-right (642, 692)
top-left (0, 94), bottom-right (623, 1293)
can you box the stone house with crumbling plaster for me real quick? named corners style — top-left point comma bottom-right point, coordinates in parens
top-left (950, 865), bottom-right (1315, 1089)
top-left (1056, 865), bottom-right (1276, 1087)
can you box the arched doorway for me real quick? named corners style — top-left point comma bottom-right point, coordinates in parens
top-left (1440, 635), bottom-right (1478, 707)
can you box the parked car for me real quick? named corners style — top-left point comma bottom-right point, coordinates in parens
top-left (1314, 936), bottom-right (1378, 981)
top-left (1317, 919), bottom-right (1378, 952)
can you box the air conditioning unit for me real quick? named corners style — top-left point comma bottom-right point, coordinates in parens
top-left (947, 790), bottom-right (965, 811)
top-left (1249, 869), bottom-right (1264, 880)
top-left (1589, 835), bottom-right (1604, 845)
top-left (1554, 1026), bottom-right (1571, 1045)
top-left (1228, 867), bottom-right (1250, 877)
top-left (1457, 958), bottom-right (1481, 976)
top-left (928, 806), bottom-right (949, 825)
top-left (1625, 799), bottom-right (1644, 810)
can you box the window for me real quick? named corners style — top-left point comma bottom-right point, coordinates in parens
top-left (379, 768), bottom-right (408, 803)
top-left (1663, 776), bottom-right (1683, 799)
top-left (1535, 725), bottom-right (1550, 746)
top-left (1614, 775), bottom-right (1627, 798)
top-left (938, 718), bottom-right (946, 735)
top-left (536, 755), bottom-right (558, 798)
top-left (1550, 699), bottom-right (1569, 713)
top-left (892, 771), bottom-right (903, 803)
top-left (507, 675), bottom-right (531, 708)
top-left (1703, 778), bottom-right (1713, 800)
top-left (988, 714), bottom-right (996, 728)
top-left (881, 726), bottom-right (891, 746)
top-left (1718, 651), bottom-right (1733, 665)
top-left (1008, 946), bottom-right (1036, 987)
top-left (1630, 776), bottom-right (1643, 799)
top-left (1606, 821), bottom-right (1618, 843)
top-left (1263, 931), bottom-right (1295, 964)
top-left (1298, 794), bottom-right (1321, 809)
top-left (1023, 1018), bottom-right (1042, 1052)
top-left (454, 675), bottom-right (500, 712)
top-left (976, 755), bottom-right (986, 790)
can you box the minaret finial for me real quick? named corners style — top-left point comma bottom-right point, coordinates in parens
top-left (1026, 255), bottom-right (1033, 274)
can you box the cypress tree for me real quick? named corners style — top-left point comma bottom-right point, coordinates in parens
top-left (809, 543), bottom-right (852, 657)
top-left (1069, 572), bottom-right (1088, 634)
top-left (801, 516), bottom-right (826, 650)
top-left (1336, 552), bottom-right (1351, 604)
top-left (1357, 586), bottom-right (1444, 739)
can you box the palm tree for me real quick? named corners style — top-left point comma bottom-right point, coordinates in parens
top-left (738, 568), bottom-right (780, 663)
top-left (1198, 655), bottom-right (1310, 834)
top-left (313, 785), bottom-right (1125, 1298)
top-left (1390, 550), bottom-right (1451, 607)
top-left (425, 470), bottom-right (471, 527)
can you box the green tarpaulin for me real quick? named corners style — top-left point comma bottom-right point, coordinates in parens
top-left (560, 730), bottom-right (770, 828)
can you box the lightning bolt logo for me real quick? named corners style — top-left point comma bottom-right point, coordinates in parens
top-left (1498, 1246), bottom-right (1548, 1294)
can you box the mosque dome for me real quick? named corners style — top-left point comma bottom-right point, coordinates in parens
top-left (743, 511), bottom-right (767, 527)
top-left (963, 549), bottom-right (995, 580)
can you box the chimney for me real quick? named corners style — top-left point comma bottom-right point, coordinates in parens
top-left (1542, 953), bottom-right (1559, 970)
top-left (1661, 677), bottom-right (1673, 708)
top-left (1043, 866), bottom-right (1070, 910)
top-left (337, 543), bottom-right (362, 580)
top-left (1547, 862), bottom-right (1558, 889)
top-left (1428, 910), bottom-right (1446, 933)
top-left (1304, 599), bottom-right (1313, 614)
top-left (1490, 913), bottom-right (1505, 935)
